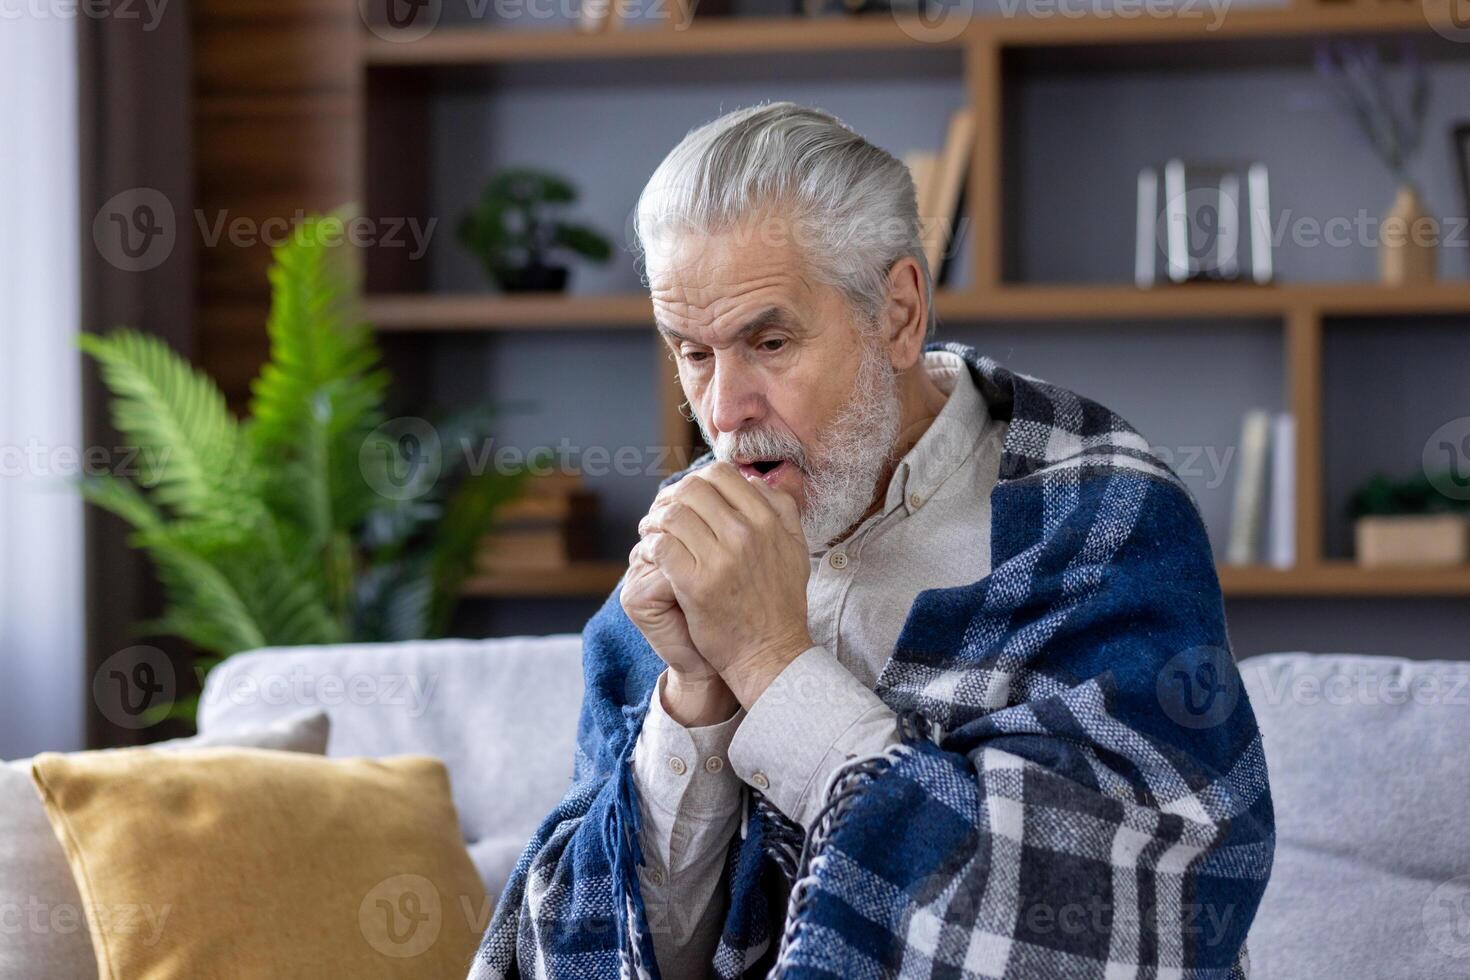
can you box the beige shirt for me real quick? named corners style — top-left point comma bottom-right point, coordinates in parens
top-left (630, 349), bottom-right (1006, 978)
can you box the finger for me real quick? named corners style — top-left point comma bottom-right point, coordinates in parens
top-left (646, 530), bottom-right (696, 582)
top-left (731, 466), bottom-right (805, 542)
top-left (688, 461), bottom-right (779, 526)
top-left (654, 472), bottom-right (753, 544)
top-left (643, 490), bottom-right (721, 558)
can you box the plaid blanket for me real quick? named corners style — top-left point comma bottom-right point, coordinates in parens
top-left (468, 342), bottom-right (1275, 980)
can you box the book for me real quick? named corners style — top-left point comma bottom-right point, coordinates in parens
top-left (1226, 409), bottom-right (1272, 566)
top-left (1267, 413), bottom-right (1296, 569)
top-left (925, 107), bottom-right (975, 281)
top-left (905, 150), bottom-right (939, 239)
top-left (474, 470), bottom-right (599, 572)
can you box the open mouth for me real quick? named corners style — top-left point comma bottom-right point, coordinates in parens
top-left (736, 458), bottom-right (792, 484)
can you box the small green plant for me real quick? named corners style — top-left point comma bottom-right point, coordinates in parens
top-left (458, 168), bottom-right (613, 292)
top-left (80, 213), bottom-right (523, 721)
top-left (1347, 472), bottom-right (1470, 519)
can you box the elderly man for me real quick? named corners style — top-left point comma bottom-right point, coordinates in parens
top-left (471, 103), bottom-right (1273, 980)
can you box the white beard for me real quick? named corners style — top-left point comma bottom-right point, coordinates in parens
top-left (699, 338), bottom-right (901, 551)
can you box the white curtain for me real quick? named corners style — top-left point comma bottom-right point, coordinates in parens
top-left (0, 9), bottom-right (85, 757)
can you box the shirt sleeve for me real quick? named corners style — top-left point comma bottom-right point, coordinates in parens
top-left (630, 669), bottom-right (745, 980)
top-left (727, 645), bottom-right (902, 828)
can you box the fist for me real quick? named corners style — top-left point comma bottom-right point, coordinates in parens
top-left (641, 462), bottom-right (813, 706)
top-left (620, 543), bottom-right (714, 681)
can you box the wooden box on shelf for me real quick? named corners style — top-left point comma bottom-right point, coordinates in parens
top-left (1354, 515), bottom-right (1470, 568)
top-left (475, 472), bottom-right (599, 574)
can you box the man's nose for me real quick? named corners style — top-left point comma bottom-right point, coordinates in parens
top-left (708, 357), bottom-right (765, 435)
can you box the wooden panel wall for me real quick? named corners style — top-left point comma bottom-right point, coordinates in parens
top-left (192, 0), bottom-right (361, 404)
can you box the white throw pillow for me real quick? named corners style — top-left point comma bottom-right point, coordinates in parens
top-left (0, 710), bottom-right (330, 980)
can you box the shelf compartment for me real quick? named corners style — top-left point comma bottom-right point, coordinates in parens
top-left (1219, 562), bottom-right (1470, 596)
top-left (462, 561), bottom-right (626, 597)
top-left (457, 561), bottom-right (1470, 599)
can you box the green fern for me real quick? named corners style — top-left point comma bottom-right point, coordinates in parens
top-left (80, 212), bottom-right (519, 724)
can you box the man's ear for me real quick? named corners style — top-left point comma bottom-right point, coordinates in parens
top-left (881, 255), bottom-right (928, 372)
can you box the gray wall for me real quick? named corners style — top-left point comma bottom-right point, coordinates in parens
top-left (425, 50), bottom-right (1470, 660)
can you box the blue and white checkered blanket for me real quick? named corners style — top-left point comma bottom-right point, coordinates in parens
top-left (469, 342), bottom-right (1275, 979)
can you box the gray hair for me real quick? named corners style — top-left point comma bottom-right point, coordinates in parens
top-left (634, 102), bottom-right (935, 339)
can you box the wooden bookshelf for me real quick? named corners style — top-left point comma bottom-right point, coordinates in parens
top-left (460, 561), bottom-right (1470, 600)
top-left (1218, 563), bottom-right (1470, 597)
top-left (193, 0), bottom-right (1470, 601)
top-left (361, 6), bottom-right (1462, 66)
top-left (368, 282), bottom-right (1470, 331)
top-left (461, 561), bottom-right (626, 598)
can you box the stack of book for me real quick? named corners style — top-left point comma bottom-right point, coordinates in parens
top-left (1226, 410), bottom-right (1296, 569)
top-left (904, 107), bottom-right (975, 287)
top-left (474, 472), bottom-right (598, 574)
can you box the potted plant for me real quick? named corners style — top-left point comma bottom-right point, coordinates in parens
top-left (1348, 472), bottom-right (1470, 567)
top-left (79, 213), bottom-right (524, 723)
top-left (1315, 41), bottom-right (1435, 285)
top-left (458, 168), bottom-right (613, 293)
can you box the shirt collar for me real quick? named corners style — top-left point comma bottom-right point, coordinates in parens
top-left (882, 349), bottom-right (988, 517)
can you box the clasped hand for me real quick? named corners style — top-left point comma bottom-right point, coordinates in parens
top-left (620, 462), bottom-right (812, 715)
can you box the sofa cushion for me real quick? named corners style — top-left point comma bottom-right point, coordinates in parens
top-left (197, 634), bottom-right (585, 900)
top-left (30, 748), bottom-right (485, 980)
top-left (0, 710), bottom-right (329, 980)
top-left (1241, 652), bottom-right (1470, 979)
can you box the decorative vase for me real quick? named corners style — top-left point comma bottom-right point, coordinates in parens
top-left (1378, 184), bottom-right (1437, 285)
top-left (1354, 514), bottom-right (1469, 568)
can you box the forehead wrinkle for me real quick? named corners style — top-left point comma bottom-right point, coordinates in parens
top-left (657, 305), bottom-right (803, 348)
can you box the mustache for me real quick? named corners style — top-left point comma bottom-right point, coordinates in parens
top-left (711, 426), bottom-right (810, 473)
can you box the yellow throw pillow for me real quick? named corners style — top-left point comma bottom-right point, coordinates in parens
top-left (30, 748), bottom-right (489, 980)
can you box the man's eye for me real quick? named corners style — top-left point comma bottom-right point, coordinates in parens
top-left (759, 338), bottom-right (787, 353)
top-left (682, 350), bottom-right (711, 363)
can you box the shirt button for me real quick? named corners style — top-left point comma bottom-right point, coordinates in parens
top-left (704, 756), bottom-right (724, 773)
top-left (647, 867), bottom-right (665, 886)
top-left (828, 551), bottom-right (848, 570)
top-left (750, 771), bottom-right (770, 790)
top-left (908, 492), bottom-right (923, 510)
top-left (667, 756), bottom-right (686, 776)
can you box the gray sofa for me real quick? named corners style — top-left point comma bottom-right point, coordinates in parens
top-left (199, 641), bottom-right (1470, 979)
